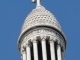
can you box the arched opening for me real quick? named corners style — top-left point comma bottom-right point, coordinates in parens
top-left (54, 42), bottom-right (58, 60)
top-left (31, 44), bottom-right (34, 60)
top-left (38, 40), bottom-right (43, 60)
top-left (46, 40), bottom-right (51, 60)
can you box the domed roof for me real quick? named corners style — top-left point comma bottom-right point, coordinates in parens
top-left (20, 6), bottom-right (62, 36)
top-left (18, 4), bottom-right (66, 52)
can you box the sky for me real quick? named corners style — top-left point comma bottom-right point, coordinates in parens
top-left (0, 0), bottom-right (80, 60)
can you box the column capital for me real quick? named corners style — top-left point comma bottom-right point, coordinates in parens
top-left (32, 39), bottom-right (37, 43)
top-left (26, 44), bottom-right (31, 47)
top-left (57, 40), bottom-right (61, 45)
top-left (25, 42), bottom-right (31, 48)
top-left (41, 36), bottom-right (46, 41)
top-left (49, 39), bottom-right (54, 43)
top-left (57, 43), bottom-right (61, 47)
top-left (49, 36), bottom-right (57, 42)
top-left (22, 47), bottom-right (26, 54)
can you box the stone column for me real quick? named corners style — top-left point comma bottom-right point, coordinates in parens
top-left (41, 38), bottom-right (47, 60)
top-left (22, 48), bottom-right (26, 60)
top-left (49, 40), bottom-right (56, 60)
top-left (57, 44), bottom-right (62, 60)
top-left (26, 43), bottom-right (31, 60)
top-left (62, 51), bottom-right (65, 60)
top-left (33, 40), bottom-right (38, 60)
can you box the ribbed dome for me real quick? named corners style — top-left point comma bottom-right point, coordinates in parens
top-left (20, 6), bottom-right (62, 36)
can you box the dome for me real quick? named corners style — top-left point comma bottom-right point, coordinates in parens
top-left (18, 1), bottom-right (67, 58)
top-left (20, 6), bottom-right (62, 36)
top-left (18, 5), bottom-right (66, 52)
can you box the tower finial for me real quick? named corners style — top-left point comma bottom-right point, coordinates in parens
top-left (32, 0), bottom-right (41, 7)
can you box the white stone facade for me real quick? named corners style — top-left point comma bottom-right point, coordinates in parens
top-left (18, 2), bottom-right (66, 60)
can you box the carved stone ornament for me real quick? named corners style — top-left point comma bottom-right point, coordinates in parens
top-left (20, 6), bottom-right (62, 36)
top-left (18, 0), bottom-right (66, 56)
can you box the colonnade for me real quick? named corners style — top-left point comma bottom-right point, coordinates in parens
top-left (22, 38), bottom-right (63, 60)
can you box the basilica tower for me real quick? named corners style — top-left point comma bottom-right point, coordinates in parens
top-left (18, 0), bottom-right (66, 60)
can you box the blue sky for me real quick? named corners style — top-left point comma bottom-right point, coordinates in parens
top-left (0, 0), bottom-right (80, 60)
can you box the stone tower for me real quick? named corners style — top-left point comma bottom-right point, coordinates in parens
top-left (18, 0), bottom-right (66, 60)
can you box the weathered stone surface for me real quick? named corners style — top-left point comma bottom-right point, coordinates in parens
top-left (20, 6), bottom-right (61, 35)
top-left (18, 6), bottom-right (66, 58)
